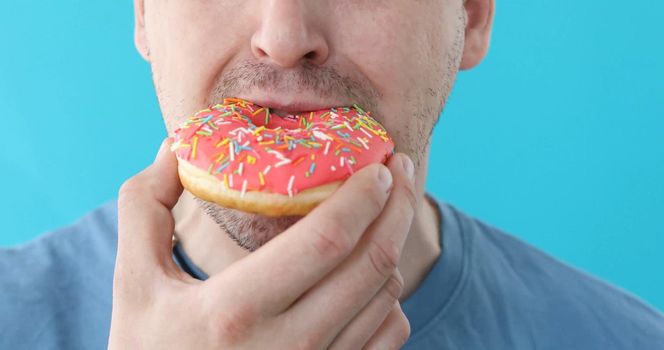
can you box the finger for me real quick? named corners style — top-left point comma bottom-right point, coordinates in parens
top-left (328, 271), bottom-right (404, 350)
top-left (362, 302), bottom-right (411, 350)
top-left (366, 153), bottom-right (416, 252)
top-left (116, 137), bottom-right (184, 280)
top-left (283, 153), bottom-right (416, 344)
top-left (207, 162), bottom-right (393, 315)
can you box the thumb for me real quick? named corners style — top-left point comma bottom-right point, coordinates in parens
top-left (116, 137), bottom-right (183, 280)
top-left (150, 137), bottom-right (182, 208)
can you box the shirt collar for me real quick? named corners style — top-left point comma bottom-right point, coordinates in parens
top-left (401, 194), bottom-right (468, 338)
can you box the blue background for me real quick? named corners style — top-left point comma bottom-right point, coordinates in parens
top-left (1, 1), bottom-right (662, 311)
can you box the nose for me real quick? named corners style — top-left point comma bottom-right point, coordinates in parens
top-left (251, 0), bottom-right (329, 67)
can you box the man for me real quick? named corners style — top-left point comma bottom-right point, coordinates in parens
top-left (1, 0), bottom-right (663, 349)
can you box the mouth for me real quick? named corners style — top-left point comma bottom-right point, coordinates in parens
top-left (239, 96), bottom-right (351, 118)
top-left (270, 108), bottom-right (312, 118)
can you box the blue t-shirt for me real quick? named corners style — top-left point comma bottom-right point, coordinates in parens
top-left (1, 198), bottom-right (663, 349)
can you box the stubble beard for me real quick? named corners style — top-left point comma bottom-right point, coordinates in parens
top-left (172, 6), bottom-right (465, 252)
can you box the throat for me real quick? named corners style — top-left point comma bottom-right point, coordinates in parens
top-left (172, 191), bottom-right (251, 276)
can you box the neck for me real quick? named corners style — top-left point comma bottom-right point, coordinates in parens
top-left (172, 175), bottom-right (441, 301)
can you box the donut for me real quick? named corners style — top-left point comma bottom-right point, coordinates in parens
top-left (171, 97), bottom-right (394, 217)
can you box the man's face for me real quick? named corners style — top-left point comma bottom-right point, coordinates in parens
top-left (139, 0), bottom-right (466, 250)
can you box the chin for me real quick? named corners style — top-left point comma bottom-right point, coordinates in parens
top-left (194, 196), bottom-right (302, 251)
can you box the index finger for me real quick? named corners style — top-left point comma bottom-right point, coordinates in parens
top-left (207, 162), bottom-right (393, 314)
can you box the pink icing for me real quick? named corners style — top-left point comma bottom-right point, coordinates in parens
top-left (172, 98), bottom-right (394, 197)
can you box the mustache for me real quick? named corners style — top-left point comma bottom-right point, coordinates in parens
top-left (206, 60), bottom-right (381, 114)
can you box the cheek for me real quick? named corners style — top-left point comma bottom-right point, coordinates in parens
top-left (146, 2), bottom-right (249, 128)
top-left (341, 15), bottom-right (414, 96)
top-left (338, 12), bottom-right (435, 148)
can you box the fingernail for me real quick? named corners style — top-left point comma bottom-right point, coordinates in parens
top-left (401, 154), bottom-right (414, 181)
top-left (377, 164), bottom-right (393, 191)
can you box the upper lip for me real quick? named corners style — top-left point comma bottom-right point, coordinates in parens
top-left (238, 95), bottom-right (351, 115)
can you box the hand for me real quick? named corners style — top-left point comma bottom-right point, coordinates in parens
top-left (108, 138), bottom-right (417, 349)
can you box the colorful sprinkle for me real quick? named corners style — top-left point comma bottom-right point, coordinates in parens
top-left (172, 98), bottom-right (394, 197)
top-left (188, 136), bottom-right (198, 160)
top-left (241, 179), bottom-right (248, 198)
top-left (287, 175), bottom-right (295, 198)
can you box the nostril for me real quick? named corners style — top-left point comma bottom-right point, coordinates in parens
top-left (256, 47), bottom-right (268, 58)
top-left (304, 51), bottom-right (317, 60)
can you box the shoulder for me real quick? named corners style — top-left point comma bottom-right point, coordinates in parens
top-left (442, 203), bottom-right (664, 349)
top-left (0, 199), bottom-right (119, 280)
top-left (0, 200), bottom-right (118, 349)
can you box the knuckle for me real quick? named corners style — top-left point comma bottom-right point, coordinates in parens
top-left (367, 239), bottom-right (400, 279)
top-left (293, 333), bottom-right (324, 350)
top-left (310, 216), bottom-right (355, 260)
top-left (383, 274), bottom-right (404, 302)
top-left (118, 178), bottom-right (140, 200)
top-left (400, 181), bottom-right (417, 212)
top-left (210, 302), bottom-right (257, 347)
top-left (117, 177), bottom-right (147, 209)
